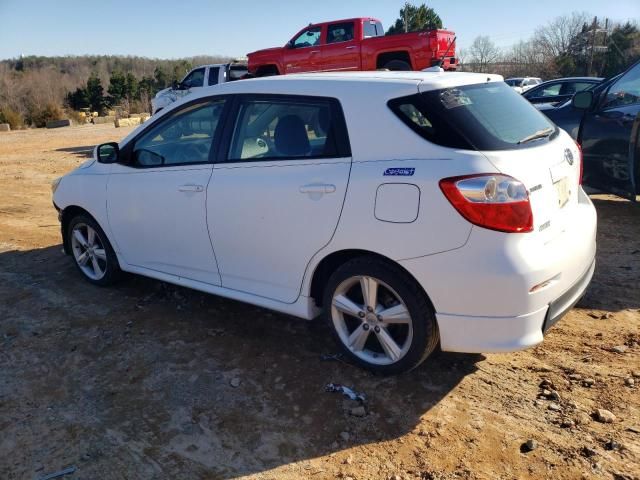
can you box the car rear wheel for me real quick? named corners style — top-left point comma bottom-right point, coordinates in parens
top-left (68, 214), bottom-right (121, 286)
top-left (383, 60), bottom-right (412, 71)
top-left (323, 256), bottom-right (439, 374)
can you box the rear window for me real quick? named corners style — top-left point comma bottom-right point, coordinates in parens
top-left (389, 82), bottom-right (558, 151)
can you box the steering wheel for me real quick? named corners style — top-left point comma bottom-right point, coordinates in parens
top-left (174, 143), bottom-right (208, 164)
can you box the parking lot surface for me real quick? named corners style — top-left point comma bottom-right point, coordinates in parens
top-left (0, 125), bottom-right (638, 479)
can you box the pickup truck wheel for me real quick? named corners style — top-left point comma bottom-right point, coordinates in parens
top-left (324, 256), bottom-right (439, 374)
top-left (384, 60), bottom-right (412, 71)
top-left (256, 66), bottom-right (279, 77)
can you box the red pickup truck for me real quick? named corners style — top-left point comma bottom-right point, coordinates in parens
top-left (247, 17), bottom-right (457, 76)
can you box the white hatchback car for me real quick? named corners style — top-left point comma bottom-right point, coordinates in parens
top-left (52, 72), bottom-right (597, 374)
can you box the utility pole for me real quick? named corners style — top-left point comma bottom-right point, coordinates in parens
top-left (588, 16), bottom-right (597, 76)
top-left (601, 18), bottom-right (609, 75)
top-left (404, 1), bottom-right (410, 33)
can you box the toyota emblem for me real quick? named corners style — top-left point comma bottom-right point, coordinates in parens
top-left (564, 148), bottom-right (574, 166)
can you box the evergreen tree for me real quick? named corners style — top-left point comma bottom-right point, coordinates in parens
top-left (86, 73), bottom-right (104, 113)
top-left (387, 3), bottom-right (443, 35)
top-left (65, 87), bottom-right (89, 110)
top-left (107, 70), bottom-right (126, 103)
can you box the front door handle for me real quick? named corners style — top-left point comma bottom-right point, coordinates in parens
top-left (299, 183), bottom-right (336, 194)
top-left (345, 46), bottom-right (357, 50)
top-left (178, 184), bottom-right (204, 193)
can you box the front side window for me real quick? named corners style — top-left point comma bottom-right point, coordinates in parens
top-left (207, 67), bottom-right (220, 86)
top-left (390, 82), bottom-right (558, 150)
top-left (292, 27), bottom-right (321, 48)
top-left (603, 62), bottom-right (640, 109)
top-left (228, 97), bottom-right (349, 161)
top-left (133, 100), bottom-right (225, 167)
top-left (538, 83), bottom-right (562, 97)
top-left (327, 22), bottom-right (355, 44)
top-left (182, 68), bottom-right (205, 88)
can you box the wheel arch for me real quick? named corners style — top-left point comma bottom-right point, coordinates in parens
top-left (255, 64), bottom-right (280, 77)
top-left (376, 51), bottom-right (412, 70)
top-left (308, 249), bottom-right (433, 311)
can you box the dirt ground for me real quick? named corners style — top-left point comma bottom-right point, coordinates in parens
top-left (0, 124), bottom-right (638, 480)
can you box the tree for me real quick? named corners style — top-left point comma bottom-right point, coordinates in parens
top-left (86, 73), bottom-right (104, 113)
top-left (602, 22), bottom-right (640, 77)
top-left (154, 66), bottom-right (169, 89)
top-left (387, 2), bottom-right (442, 35)
top-left (107, 70), bottom-right (126, 104)
top-left (65, 87), bottom-right (89, 110)
top-left (125, 72), bottom-right (138, 102)
top-left (533, 12), bottom-right (589, 58)
top-left (467, 36), bottom-right (500, 72)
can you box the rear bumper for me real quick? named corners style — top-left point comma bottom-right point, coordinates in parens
top-left (435, 258), bottom-right (594, 353)
top-left (399, 188), bottom-right (597, 353)
top-left (542, 258), bottom-right (594, 333)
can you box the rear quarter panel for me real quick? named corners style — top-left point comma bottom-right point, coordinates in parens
top-left (301, 80), bottom-right (498, 293)
top-left (361, 32), bottom-right (433, 70)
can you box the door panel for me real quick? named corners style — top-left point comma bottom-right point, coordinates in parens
top-left (207, 159), bottom-right (350, 302)
top-left (580, 62), bottom-right (640, 198)
top-left (206, 94), bottom-right (352, 303)
top-left (107, 164), bottom-right (220, 284)
top-left (284, 26), bottom-right (322, 73)
top-left (106, 99), bottom-right (227, 284)
top-left (321, 22), bottom-right (360, 71)
top-left (580, 106), bottom-right (639, 198)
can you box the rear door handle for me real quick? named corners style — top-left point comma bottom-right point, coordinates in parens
top-left (299, 183), bottom-right (336, 194)
top-left (178, 184), bottom-right (204, 192)
top-left (345, 46), bottom-right (357, 50)
top-left (310, 50), bottom-right (320, 54)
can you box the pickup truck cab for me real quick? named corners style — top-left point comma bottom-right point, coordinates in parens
top-left (247, 17), bottom-right (457, 76)
top-left (151, 62), bottom-right (247, 115)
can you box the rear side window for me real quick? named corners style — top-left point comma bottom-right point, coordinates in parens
top-left (228, 96), bottom-right (351, 161)
top-left (327, 22), bottom-right (355, 44)
top-left (389, 82), bottom-right (558, 151)
top-left (364, 21), bottom-right (378, 38)
top-left (207, 67), bottom-right (220, 86)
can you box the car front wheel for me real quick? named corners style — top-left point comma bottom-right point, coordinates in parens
top-left (67, 214), bottom-right (121, 286)
top-left (323, 256), bottom-right (439, 374)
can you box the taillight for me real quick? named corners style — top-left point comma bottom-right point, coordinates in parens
top-left (575, 141), bottom-right (583, 185)
top-left (439, 174), bottom-right (533, 233)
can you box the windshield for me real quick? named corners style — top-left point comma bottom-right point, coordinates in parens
top-left (505, 79), bottom-right (523, 87)
top-left (390, 81), bottom-right (558, 151)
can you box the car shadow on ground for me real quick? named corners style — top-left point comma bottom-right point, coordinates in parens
top-left (0, 245), bottom-right (481, 479)
top-left (55, 145), bottom-right (95, 158)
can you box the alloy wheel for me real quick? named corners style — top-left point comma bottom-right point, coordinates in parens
top-left (70, 223), bottom-right (107, 281)
top-left (330, 275), bottom-right (413, 365)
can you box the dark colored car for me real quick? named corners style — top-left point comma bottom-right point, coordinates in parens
top-left (542, 61), bottom-right (640, 200)
top-left (523, 77), bottom-right (603, 107)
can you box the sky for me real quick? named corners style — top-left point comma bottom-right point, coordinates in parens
top-left (0, 0), bottom-right (638, 60)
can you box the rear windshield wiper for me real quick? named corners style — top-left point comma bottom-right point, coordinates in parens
top-left (517, 127), bottom-right (554, 144)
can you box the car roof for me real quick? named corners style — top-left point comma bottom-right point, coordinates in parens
top-left (188, 71), bottom-right (504, 98)
top-left (538, 76), bottom-right (603, 83)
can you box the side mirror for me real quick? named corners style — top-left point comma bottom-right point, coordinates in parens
top-left (286, 40), bottom-right (294, 49)
top-left (96, 142), bottom-right (119, 164)
top-left (572, 90), bottom-right (594, 110)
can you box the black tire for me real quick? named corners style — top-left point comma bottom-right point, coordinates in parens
top-left (67, 213), bottom-right (121, 286)
top-left (383, 60), bottom-right (412, 71)
top-left (256, 66), bottom-right (279, 77)
top-left (323, 256), bottom-right (439, 374)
